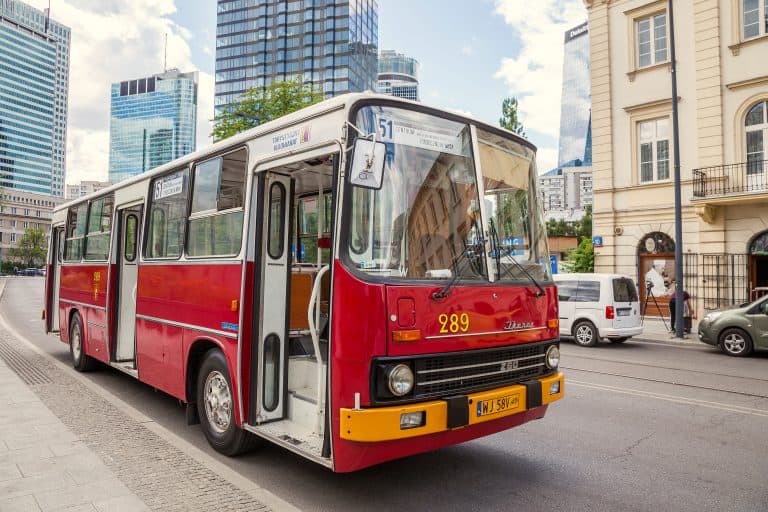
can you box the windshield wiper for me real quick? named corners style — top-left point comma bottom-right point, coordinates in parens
top-left (488, 222), bottom-right (546, 298)
top-left (431, 240), bottom-right (482, 300)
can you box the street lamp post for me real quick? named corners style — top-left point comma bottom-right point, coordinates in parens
top-left (669, 0), bottom-right (684, 338)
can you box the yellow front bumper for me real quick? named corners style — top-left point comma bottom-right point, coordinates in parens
top-left (340, 372), bottom-right (565, 442)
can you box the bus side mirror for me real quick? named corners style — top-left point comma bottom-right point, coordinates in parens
top-left (349, 139), bottom-right (386, 189)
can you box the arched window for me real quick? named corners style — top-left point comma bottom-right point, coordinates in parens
top-left (637, 231), bottom-right (675, 254)
top-left (745, 100), bottom-right (767, 175)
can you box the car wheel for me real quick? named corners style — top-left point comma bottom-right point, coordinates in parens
top-left (69, 312), bottom-right (96, 372)
top-left (573, 321), bottom-right (599, 347)
top-left (611, 337), bottom-right (628, 343)
top-left (718, 328), bottom-right (753, 357)
top-left (197, 349), bottom-right (259, 456)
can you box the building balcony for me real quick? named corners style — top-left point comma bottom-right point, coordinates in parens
top-left (692, 159), bottom-right (768, 206)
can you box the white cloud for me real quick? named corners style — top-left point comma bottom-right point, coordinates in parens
top-left (461, 44), bottom-right (473, 56)
top-left (535, 146), bottom-right (558, 176)
top-left (493, 0), bottom-right (586, 166)
top-left (25, 0), bottom-right (207, 185)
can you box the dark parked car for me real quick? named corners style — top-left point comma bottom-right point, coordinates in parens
top-left (698, 296), bottom-right (768, 356)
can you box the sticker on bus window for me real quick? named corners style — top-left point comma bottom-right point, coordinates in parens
top-left (377, 117), bottom-right (465, 156)
top-left (154, 173), bottom-right (184, 200)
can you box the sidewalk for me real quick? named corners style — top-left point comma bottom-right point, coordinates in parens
top-left (636, 316), bottom-right (701, 345)
top-left (0, 278), bottom-right (285, 512)
top-left (0, 348), bottom-right (149, 511)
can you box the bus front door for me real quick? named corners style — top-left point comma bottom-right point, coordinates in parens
top-left (115, 206), bottom-right (141, 363)
top-left (255, 172), bottom-right (292, 422)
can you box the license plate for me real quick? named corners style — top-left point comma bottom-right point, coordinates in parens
top-left (617, 308), bottom-right (631, 316)
top-left (476, 394), bottom-right (520, 417)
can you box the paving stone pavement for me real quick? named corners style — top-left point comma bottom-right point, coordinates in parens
top-left (0, 328), bottom-right (271, 512)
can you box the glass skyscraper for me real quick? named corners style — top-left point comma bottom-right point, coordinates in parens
top-left (558, 21), bottom-right (591, 167)
top-left (108, 69), bottom-right (198, 183)
top-left (0, 0), bottom-right (70, 197)
top-left (376, 50), bottom-right (419, 101)
top-left (215, 0), bottom-right (378, 115)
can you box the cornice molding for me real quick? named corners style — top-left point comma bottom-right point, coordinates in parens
top-left (623, 96), bottom-right (681, 113)
top-left (726, 75), bottom-right (768, 91)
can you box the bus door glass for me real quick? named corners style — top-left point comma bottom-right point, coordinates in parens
top-left (47, 226), bottom-right (64, 333)
top-left (256, 172), bottom-right (292, 422)
top-left (115, 205), bottom-right (142, 363)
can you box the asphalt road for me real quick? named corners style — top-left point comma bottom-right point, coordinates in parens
top-left (4, 277), bottom-right (768, 512)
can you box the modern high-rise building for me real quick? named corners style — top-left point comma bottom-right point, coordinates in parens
top-left (0, 0), bottom-right (70, 197)
top-left (376, 50), bottom-right (419, 101)
top-left (558, 21), bottom-right (591, 167)
top-left (108, 69), bottom-right (198, 183)
top-left (215, 0), bottom-right (378, 115)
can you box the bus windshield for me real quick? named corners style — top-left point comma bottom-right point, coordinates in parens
top-left (477, 128), bottom-right (551, 283)
top-left (346, 106), bottom-right (485, 280)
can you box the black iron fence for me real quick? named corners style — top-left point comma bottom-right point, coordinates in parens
top-left (692, 160), bottom-right (768, 198)
top-left (700, 254), bottom-right (748, 310)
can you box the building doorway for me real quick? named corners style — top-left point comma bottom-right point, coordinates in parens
top-left (749, 231), bottom-right (768, 300)
top-left (637, 232), bottom-right (675, 317)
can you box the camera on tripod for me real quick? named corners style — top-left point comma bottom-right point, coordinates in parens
top-left (645, 280), bottom-right (654, 292)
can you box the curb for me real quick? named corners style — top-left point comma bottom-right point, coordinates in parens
top-left (0, 278), bottom-right (301, 512)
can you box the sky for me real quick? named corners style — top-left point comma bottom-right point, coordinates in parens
top-left (30, 0), bottom-right (587, 185)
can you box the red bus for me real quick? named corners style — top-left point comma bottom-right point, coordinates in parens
top-left (44, 93), bottom-right (564, 472)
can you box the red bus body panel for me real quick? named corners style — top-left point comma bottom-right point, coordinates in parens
top-left (135, 264), bottom-right (243, 412)
top-left (328, 261), bottom-right (559, 472)
top-left (59, 264), bottom-right (111, 363)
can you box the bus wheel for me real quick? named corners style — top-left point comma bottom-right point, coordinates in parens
top-left (197, 349), bottom-right (258, 456)
top-left (573, 321), bottom-right (599, 347)
top-left (69, 312), bottom-right (96, 372)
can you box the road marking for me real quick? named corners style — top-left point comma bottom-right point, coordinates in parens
top-left (569, 378), bottom-right (768, 418)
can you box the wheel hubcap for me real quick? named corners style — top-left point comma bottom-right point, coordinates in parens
top-left (723, 334), bottom-right (745, 353)
top-left (72, 324), bottom-right (81, 360)
top-left (204, 371), bottom-right (232, 434)
top-left (576, 326), bottom-right (592, 344)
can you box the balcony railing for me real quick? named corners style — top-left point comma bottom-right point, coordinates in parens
top-left (693, 159), bottom-right (768, 199)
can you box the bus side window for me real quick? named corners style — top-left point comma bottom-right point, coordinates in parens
top-left (145, 168), bottom-right (189, 259)
top-left (187, 148), bottom-right (246, 258)
top-left (349, 187), bottom-right (370, 256)
top-left (64, 203), bottom-right (88, 261)
top-left (84, 195), bottom-right (113, 261)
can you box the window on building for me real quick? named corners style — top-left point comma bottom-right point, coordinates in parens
top-left (10, 220), bottom-right (16, 228)
top-left (746, 100), bottom-right (767, 174)
top-left (636, 12), bottom-right (668, 68)
top-left (743, 0), bottom-right (768, 39)
top-left (10, 233), bottom-right (15, 244)
top-left (186, 148), bottom-right (247, 257)
top-left (638, 118), bottom-right (670, 182)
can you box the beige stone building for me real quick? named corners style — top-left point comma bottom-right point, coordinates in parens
top-left (0, 190), bottom-right (64, 264)
top-left (584, 0), bottom-right (768, 316)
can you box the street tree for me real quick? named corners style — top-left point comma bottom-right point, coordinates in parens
top-left (564, 237), bottom-right (595, 273)
top-left (9, 227), bottom-right (47, 268)
top-left (212, 78), bottom-right (324, 140)
top-left (499, 97), bottom-right (526, 137)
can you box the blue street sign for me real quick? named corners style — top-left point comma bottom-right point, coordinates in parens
top-left (593, 236), bottom-right (603, 248)
top-left (550, 255), bottom-right (558, 275)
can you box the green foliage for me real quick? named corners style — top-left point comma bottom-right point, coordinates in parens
top-left (212, 78), bottom-right (324, 141)
top-left (564, 237), bottom-right (595, 273)
top-left (499, 97), bottom-right (526, 137)
top-left (576, 204), bottom-right (593, 241)
top-left (9, 227), bottom-right (47, 268)
top-left (545, 205), bottom-right (593, 241)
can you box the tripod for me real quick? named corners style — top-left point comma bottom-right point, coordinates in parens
top-left (641, 282), bottom-right (669, 331)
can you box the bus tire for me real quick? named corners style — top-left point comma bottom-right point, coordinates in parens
top-left (573, 320), bottom-right (599, 347)
top-left (70, 312), bottom-right (96, 372)
top-left (197, 349), bottom-right (258, 456)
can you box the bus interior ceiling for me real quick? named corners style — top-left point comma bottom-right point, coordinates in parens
top-left (259, 155), bottom-right (334, 449)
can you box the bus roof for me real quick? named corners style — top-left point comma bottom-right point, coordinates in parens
top-left (56, 92), bottom-right (535, 213)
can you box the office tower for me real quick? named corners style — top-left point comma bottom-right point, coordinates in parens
top-left (376, 50), bottom-right (419, 101)
top-left (215, 0), bottom-right (379, 116)
top-left (558, 21), bottom-right (591, 167)
top-left (0, 0), bottom-right (70, 197)
top-left (108, 69), bottom-right (198, 183)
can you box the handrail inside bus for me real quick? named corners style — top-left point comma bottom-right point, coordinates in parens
top-left (308, 264), bottom-right (330, 432)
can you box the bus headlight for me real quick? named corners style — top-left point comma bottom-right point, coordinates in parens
top-left (387, 364), bottom-right (414, 397)
top-left (545, 345), bottom-right (560, 369)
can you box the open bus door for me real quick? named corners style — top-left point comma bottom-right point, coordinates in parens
top-left (45, 226), bottom-right (64, 333)
top-left (254, 172), bottom-right (293, 422)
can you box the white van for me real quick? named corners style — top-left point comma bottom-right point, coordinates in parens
top-left (553, 273), bottom-right (643, 346)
